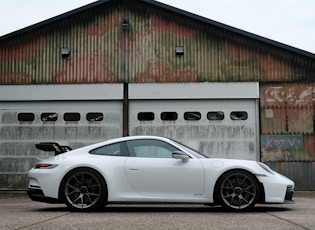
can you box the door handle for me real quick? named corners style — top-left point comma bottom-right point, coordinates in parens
top-left (128, 168), bottom-right (140, 171)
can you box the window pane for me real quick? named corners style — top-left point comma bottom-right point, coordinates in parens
top-left (230, 111), bottom-right (248, 120)
top-left (126, 139), bottom-right (178, 158)
top-left (87, 113), bottom-right (103, 122)
top-left (64, 113), bottom-right (80, 121)
top-left (207, 112), bottom-right (224, 120)
top-left (161, 112), bottom-right (178, 121)
top-left (138, 112), bottom-right (154, 121)
top-left (90, 142), bottom-right (128, 156)
top-left (41, 113), bottom-right (58, 121)
top-left (184, 112), bottom-right (201, 120)
top-left (18, 113), bottom-right (35, 122)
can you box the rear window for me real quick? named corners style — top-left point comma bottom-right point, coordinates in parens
top-left (64, 113), bottom-right (81, 122)
top-left (184, 112), bottom-right (201, 121)
top-left (207, 112), bottom-right (224, 120)
top-left (18, 113), bottom-right (35, 122)
top-left (41, 113), bottom-right (58, 121)
top-left (87, 113), bottom-right (103, 122)
top-left (138, 112), bottom-right (155, 121)
top-left (230, 111), bottom-right (248, 120)
top-left (90, 142), bottom-right (128, 157)
top-left (161, 112), bottom-right (178, 121)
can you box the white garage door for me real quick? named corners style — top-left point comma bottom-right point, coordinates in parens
top-left (0, 84), bottom-right (123, 189)
top-left (0, 101), bottom-right (123, 147)
top-left (129, 83), bottom-right (259, 160)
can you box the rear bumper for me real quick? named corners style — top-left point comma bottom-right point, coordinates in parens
top-left (27, 189), bottom-right (62, 204)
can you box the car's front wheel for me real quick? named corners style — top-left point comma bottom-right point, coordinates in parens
top-left (215, 170), bottom-right (260, 211)
top-left (60, 168), bottom-right (107, 212)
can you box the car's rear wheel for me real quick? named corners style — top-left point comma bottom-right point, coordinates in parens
top-left (60, 168), bottom-right (107, 212)
top-left (216, 170), bottom-right (259, 211)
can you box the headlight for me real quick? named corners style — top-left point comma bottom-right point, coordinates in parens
top-left (257, 162), bottom-right (274, 175)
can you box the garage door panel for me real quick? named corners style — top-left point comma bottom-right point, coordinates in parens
top-left (130, 100), bottom-right (258, 160)
top-left (0, 101), bottom-right (123, 189)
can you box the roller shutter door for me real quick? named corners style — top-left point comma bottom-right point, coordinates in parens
top-left (0, 84), bottom-right (124, 190)
top-left (129, 99), bottom-right (259, 160)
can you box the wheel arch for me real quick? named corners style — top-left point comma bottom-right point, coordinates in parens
top-left (213, 168), bottom-right (265, 205)
top-left (58, 166), bottom-right (108, 201)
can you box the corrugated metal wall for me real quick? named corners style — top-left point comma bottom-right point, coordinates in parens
top-left (0, 0), bottom-right (315, 189)
top-left (260, 83), bottom-right (314, 162)
top-left (1, 0), bottom-right (315, 84)
top-left (260, 82), bottom-right (314, 189)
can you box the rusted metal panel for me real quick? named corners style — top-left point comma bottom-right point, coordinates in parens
top-left (0, 0), bottom-right (314, 189)
top-left (51, 7), bottom-right (120, 84)
top-left (266, 162), bottom-right (315, 190)
top-left (1, 0), bottom-right (315, 85)
top-left (261, 83), bottom-right (315, 107)
top-left (287, 106), bottom-right (314, 134)
top-left (260, 83), bottom-right (315, 162)
top-left (261, 107), bottom-right (287, 134)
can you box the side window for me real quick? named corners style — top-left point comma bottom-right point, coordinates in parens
top-left (18, 113), bottom-right (35, 122)
top-left (184, 112), bottom-right (201, 121)
top-left (126, 139), bottom-right (178, 158)
top-left (41, 113), bottom-right (58, 121)
top-left (138, 112), bottom-right (155, 121)
top-left (64, 113), bottom-right (81, 122)
top-left (161, 112), bottom-right (178, 121)
top-left (230, 111), bottom-right (248, 120)
top-left (207, 112), bottom-right (224, 120)
top-left (87, 113), bottom-right (103, 122)
top-left (89, 142), bottom-right (128, 156)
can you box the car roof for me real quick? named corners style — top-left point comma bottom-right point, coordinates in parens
top-left (104, 135), bottom-right (169, 144)
top-left (64, 136), bottom-right (168, 154)
top-left (89, 135), bottom-right (170, 146)
top-left (80, 135), bottom-right (170, 150)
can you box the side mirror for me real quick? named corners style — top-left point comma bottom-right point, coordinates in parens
top-left (172, 151), bottom-right (189, 161)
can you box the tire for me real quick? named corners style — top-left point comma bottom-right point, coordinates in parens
top-left (60, 168), bottom-right (107, 212)
top-left (215, 170), bottom-right (260, 211)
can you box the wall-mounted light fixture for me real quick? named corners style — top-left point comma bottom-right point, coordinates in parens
top-left (175, 46), bottom-right (184, 56)
top-left (122, 19), bottom-right (129, 29)
top-left (60, 48), bottom-right (70, 58)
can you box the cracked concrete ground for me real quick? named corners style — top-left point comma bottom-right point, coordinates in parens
top-left (0, 191), bottom-right (314, 230)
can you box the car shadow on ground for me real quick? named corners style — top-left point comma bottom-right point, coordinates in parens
top-left (34, 204), bottom-right (292, 213)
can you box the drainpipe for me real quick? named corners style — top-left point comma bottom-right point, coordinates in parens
top-left (123, 83), bottom-right (129, 136)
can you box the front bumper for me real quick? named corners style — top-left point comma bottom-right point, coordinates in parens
top-left (284, 187), bottom-right (294, 204)
top-left (27, 189), bottom-right (62, 204)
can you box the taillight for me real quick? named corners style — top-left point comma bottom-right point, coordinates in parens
top-left (35, 163), bottom-right (58, 169)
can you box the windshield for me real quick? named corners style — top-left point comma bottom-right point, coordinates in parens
top-left (170, 139), bottom-right (208, 159)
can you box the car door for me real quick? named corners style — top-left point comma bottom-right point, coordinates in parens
top-left (124, 139), bottom-right (205, 198)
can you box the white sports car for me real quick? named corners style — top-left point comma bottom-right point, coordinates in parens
top-left (27, 136), bottom-right (294, 212)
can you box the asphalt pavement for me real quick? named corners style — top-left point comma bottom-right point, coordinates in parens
top-left (0, 191), bottom-right (314, 230)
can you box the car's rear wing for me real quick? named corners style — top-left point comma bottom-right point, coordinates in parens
top-left (35, 142), bottom-right (72, 156)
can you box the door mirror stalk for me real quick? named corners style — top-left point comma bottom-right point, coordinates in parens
top-left (172, 151), bottom-right (189, 161)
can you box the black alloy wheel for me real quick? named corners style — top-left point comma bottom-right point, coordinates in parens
top-left (60, 168), bottom-right (107, 212)
top-left (216, 170), bottom-right (260, 211)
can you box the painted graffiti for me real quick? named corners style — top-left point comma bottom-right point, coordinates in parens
top-left (261, 135), bottom-right (303, 149)
top-left (263, 85), bottom-right (315, 106)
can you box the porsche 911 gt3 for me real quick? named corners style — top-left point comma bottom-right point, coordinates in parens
top-left (27, 136), bottom-right (294, 212)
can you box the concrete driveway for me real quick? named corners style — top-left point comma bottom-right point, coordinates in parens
top-left (0, 191), bottom-right (314, 230)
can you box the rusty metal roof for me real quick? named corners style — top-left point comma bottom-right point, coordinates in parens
top-left (1, 0), bottom-right (315, 60)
